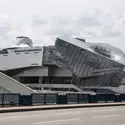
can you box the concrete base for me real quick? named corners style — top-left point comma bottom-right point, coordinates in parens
top-left (1, 102), bottom-right (125, 113)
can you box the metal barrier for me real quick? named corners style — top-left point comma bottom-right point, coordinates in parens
top-left (57, 95), bottom-right (67, 104)
top-left (96, 94), bottom-right (115, 102)
top-left (31, 93), bottom-right (58, 105)
top-left (89, 95), bottom-right (97, 103)
top-left (78, 94), bottom-right (89, 103)
top-left (0, 94), bottom-right (3, 105)
top-left (0, 93), bottom-right (125, 106)
top-left (120, 94), bottom-right (125, 102)
top-left (0, 93), bottom-right (20, 106)
top-left (67, 93), bottom-right (78, 104)
top-left (20, 95), bottom-right (32, 106)
top-left (45, 93), bottom-right (57, 104)
top-left (3, 94), bottom-right (20, 105)
top-left (31, 94), bottom-right (45, 105)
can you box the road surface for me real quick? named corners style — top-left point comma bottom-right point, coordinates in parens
top-left (1, 106), bottom-right (125, 125)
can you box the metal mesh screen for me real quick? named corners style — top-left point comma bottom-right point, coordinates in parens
top-left (0, 94), bottom-right (3, 105)
top-left (32, 94), bottom-right (44, 105)
top-left (45, 94), bottom-right (57, 104)
top-left (67, 94), bottom-right (78, 104)
top-left (78, 94), bottom-right (89, 103)
top-left (3, 94), bottom-right (20, 105)
top-left (42, 46), bottom-right (67, 68)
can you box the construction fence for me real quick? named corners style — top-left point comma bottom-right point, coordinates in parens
top-left (0, 93), bottom-right (125, 106)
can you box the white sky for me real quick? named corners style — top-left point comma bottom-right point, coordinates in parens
top-left (0, 0), bottom-right (125, 51)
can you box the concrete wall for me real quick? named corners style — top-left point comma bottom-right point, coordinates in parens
top-left (26, 84), bottom-right (83, 92)
top-left (15, 66), bottom-right (72, 77)
top-left (0, 86), bottom-right (10, 93)
top-left (0, 72), bottom-right (36, 95)
top-left (0, 47), bottom-right (43, 71)
top-left (14, 66), bottom-right (48, 77)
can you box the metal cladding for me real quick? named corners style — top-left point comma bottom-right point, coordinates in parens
top-left (42, 46), bottom-right (69, 69)
top-left (55, 36), bottom-right (125, 78)
top-left (16, 36), bottom-right (33, 47)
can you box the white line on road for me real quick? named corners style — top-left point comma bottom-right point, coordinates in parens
top-left (7, 124), bottom-right (16, 125)
top-left (0, 108), bottom-right (115, 119)
top-left (91, 108), bottom-right (116, 112)
top-left (92, 114), bottom-right (119, 119)
top-left (32, 118), bottom-right (80, 124)
top-left (0, 107), bottom-right (120, 117)
top-left (0, 108), bottom-right (117, 121)
top-left (0, 114), bottom-right (40, 120)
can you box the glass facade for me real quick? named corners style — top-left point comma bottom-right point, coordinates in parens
top-left (55, 36), bottom-right (125, 78)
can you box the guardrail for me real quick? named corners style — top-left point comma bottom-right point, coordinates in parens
top-left (0, 93), bottom-right (125, 106)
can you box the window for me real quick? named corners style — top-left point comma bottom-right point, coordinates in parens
top-left (14, 49), bottom-right (41, 52)
top-left (0, 49), bottom-right (9, 54)
top-left (25, 52), bottom-right (29, 54)
top-left (16, 53), bottom-right (20, 55)
top-left (34, 52), bottom-right (39, 54)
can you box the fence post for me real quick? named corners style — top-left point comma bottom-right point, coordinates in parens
top-left (18, 94), bottom-right (21, 106)
top-left (66, 93), bottom-right (68, 104)
top-left (44, 94), bottom-right (46, 105)
top-left (89, 94), bottom-right (97, 103)
top-left (31, 94), bottom-right (33, 105)
top-left (87, 94), bottom-right (90, 103)
top-left (2, 94), bottom-right (4, 106)
top-left (77, 94), bottom-right (79, 104)
top-left (56, 94), bottom-right (58, 104)
top-left (115, 94), bottom-right (121, 102)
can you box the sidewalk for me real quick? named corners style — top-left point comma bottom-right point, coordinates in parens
top-left (0, 102), bottom-right (125, 113)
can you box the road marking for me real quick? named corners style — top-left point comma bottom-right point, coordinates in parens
top-left (91, 108), bottom-right (116, 112)
top-left (0, 108), bottom-right (118, 119)
top-left (0, 114), bottom-right (40, 120)
top-left (0, 108), bottom-right (117, 120)
top-left (8, 124), bottom-right (16, 125)
top-left (92, 114), bottom-right (119, 119)
top-left (45, 108), bottom-right (116, 115)
top-left (32, 118), bottom-right (80, 124)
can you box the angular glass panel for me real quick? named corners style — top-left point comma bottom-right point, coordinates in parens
top-left (55, 36), bottom-right (125, 78)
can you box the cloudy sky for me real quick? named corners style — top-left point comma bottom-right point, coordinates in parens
top-left (0, 0), bottom-right (125, 51)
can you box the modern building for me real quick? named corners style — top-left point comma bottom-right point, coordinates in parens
top-left (0, 36), bottom-right (125, 95)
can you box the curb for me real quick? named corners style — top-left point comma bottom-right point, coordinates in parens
top-left (0, 103), bottom-right (125, 113)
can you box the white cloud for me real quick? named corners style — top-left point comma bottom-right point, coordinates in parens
top-left (102, 29), bottom-right (122, 37)
top-left (0, 0), bottom-right (124, 52)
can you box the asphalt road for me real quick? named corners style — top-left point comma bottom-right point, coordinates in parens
top-left (1, 106), bottom-right (125, 125)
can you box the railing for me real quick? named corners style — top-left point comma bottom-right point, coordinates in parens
top-left (1, 93), bottom-right (125, 106)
